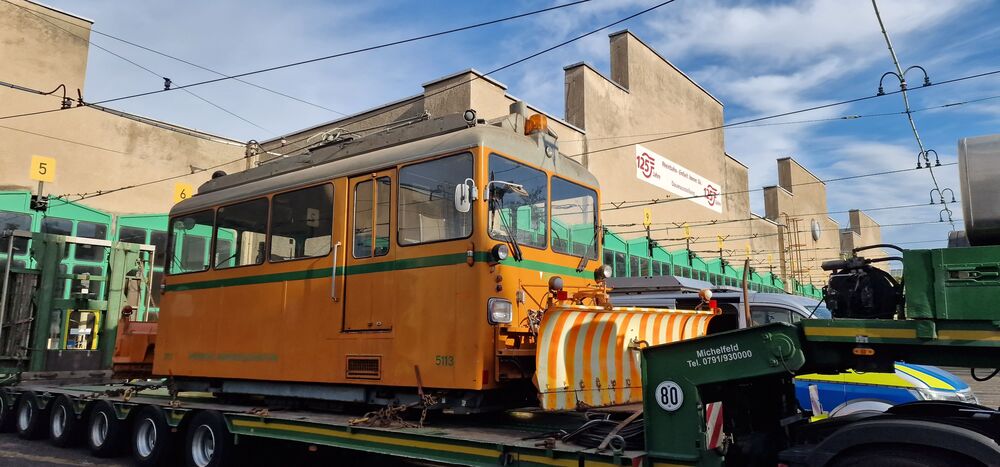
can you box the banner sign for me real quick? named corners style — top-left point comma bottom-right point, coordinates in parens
top-left (635, 144), bottom-right (723, 213)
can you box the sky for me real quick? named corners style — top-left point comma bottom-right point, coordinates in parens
top-left (29, 0), bottom-right (1000, 251)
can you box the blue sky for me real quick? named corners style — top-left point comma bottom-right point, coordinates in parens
top-left (36, 0), bottom-right (1000, 249)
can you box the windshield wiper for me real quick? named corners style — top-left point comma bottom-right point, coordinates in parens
top-left (490, 197), bottom-right (523, 261)
top-left (575, 224), bottom-right (600, 272)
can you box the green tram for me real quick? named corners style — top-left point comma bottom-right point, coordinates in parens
top-left (1, 190), bottom-right (821, 303)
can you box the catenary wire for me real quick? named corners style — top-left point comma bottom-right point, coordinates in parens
top-left (3, 0), bottom-right (272, 134)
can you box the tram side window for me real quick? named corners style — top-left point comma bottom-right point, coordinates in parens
top-left (0, 211), bottom-right (31, 255)
top-left (270, 184), bottom-right (334, 261)
top-left (75, 221), bottom-right (108, 261)
top-left (353, 177), bottom-right (391, 259)
top-left (398, 153), bottom-right (473, 245)
top-left (215, 199), bottom-right (268, 269)
top-left (168, 210), bottom-right (214, 274)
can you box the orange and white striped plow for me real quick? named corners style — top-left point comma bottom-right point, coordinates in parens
top-left (535, 305), bottom-right (718, 411)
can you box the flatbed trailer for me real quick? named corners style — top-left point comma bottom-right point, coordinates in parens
top-left (0, 381), bottom-right (646, 466)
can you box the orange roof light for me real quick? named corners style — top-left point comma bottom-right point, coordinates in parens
top-left (525, 114), bottom-right (548, 135)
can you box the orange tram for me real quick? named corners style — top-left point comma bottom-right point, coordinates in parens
top-left (134, 103), bottom-right (730, 412)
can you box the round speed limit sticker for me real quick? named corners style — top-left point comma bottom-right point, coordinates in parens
top-left (654, 381), bottom-right (684, 411)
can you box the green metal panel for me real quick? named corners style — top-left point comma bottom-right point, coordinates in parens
top-left (642, 323), bottom-right (806, 466)
top-left (904, 246), bottom-right (1000, 320)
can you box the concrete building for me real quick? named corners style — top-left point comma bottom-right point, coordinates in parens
top-left (260, 30), bottom-right (884, 288)
top-left (0, 0), bottom-right (245, 215)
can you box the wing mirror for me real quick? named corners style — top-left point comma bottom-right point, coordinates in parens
top-left (455, 178), bottom-right (478, 213)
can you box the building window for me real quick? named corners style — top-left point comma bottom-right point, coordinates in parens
top-left (168, 210), bottom-right (214, 274)
top-left (551, 177), bottom-right (597, 258)
top-left (71, 265), bottom-right (103, 296)
top-left (75, 221), bottom-right (108, 262)
top-left (603, 250), bottom-right (615, 272)
top-left (119, 227), bottom-right (147, 245)
top-left (41, 217), bottom-right (72, 236)
top-left (638, 257), bottom-right (650, 277)
top-left (0, 211), bottom-right (31, 255)
top-left (614, 252), bottom-right (627, 278)
top-left (270, 184), bottom-right (334, 261)
top-left (150, 231), bottom-right (168, 268)
top-left (488, 154), bottom-right (547, 249)
top-left (353, 177), bottom-right (391, 259)
top-left (214, 199), bottom-right (268, 269)
top-left (398, 153), bottom-right (472, 245)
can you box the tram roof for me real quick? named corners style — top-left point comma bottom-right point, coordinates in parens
top-left (173, 113), bottom-right (598, 214)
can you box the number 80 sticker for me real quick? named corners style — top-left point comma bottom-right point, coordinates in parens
top-left (654, 380), bottom-right (684, 412)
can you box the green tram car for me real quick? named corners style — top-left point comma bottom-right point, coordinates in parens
top-left (1, 190), bottom-right (822, 318)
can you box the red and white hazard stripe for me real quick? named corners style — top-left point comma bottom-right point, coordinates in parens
top-left (705, 401), bottom-right (724, 450)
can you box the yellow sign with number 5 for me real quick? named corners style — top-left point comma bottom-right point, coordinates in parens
top-left (173, 182), bottom-right (195, 204)
top-left (30, 155), bottom-right (56, 182)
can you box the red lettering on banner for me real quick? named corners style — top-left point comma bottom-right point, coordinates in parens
top-left (637, 152), bottom-right (655, 178)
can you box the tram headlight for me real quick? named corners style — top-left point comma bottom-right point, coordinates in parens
top-left (487, 298), bottom-right (513, 325)
top-left (491, 244), bottom-right (509, 262)
top-left (594, 264), bottom-right (613, 282)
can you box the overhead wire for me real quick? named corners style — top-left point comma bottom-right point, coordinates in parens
top-left (601, 163), bottom-right (957, 210)
top-left (3, 0), bottom-right (272, 134)
top-left (871, 0), bottom-right (954, 229)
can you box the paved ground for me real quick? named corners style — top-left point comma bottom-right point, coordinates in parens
top-left (946, 366), bottom-right (1000, 408)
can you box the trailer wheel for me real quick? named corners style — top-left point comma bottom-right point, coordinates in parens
top-left (49, 395), bottom-right (82, 447)
top-left (0, 390), bottom-right (15, 432)
top-left (86, 400), bottom-right (127, 457)
top-left (184, 411), bottom-right (233, 467)
top-left (830, 445), bottom-right (978, 467)
top-left (132, 405), bottom-right (177, 467)
top-left (15, 391), bottom-right (49, 439)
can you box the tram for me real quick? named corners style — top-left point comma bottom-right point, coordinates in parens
top-left (151, 103), bottom-right (728, 411)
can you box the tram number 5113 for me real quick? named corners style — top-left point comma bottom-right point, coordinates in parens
top-left (435, 355), bottom-right (454, 367)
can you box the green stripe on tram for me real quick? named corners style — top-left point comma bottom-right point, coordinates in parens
top-left (165, 251), bottom-right (594, 292)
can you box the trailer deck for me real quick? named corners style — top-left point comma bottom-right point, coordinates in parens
top-left (2, 382), bottom-right (646, 466)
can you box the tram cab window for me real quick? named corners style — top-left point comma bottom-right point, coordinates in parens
top-left (214, 199), bottom-right (268, 269)
top-left (488, 154), bottom-right (547, 249)
top-left (270, 184), bottom-right (334, 261)
top-left (168, 210), bottom-right (214, 274)
top-left (0, 211), bottom-right (31, 255)
top-left (398, 153), bottom-right (473, 245)
top-left (354, 177), bottom-right (392, 259)
top-left (551, 177), bottom-right (597, 259)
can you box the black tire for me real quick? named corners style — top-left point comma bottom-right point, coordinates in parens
top-left (131, 405), bottom-right (177, 467)
top-left (184, 411), bottom-right (234, 467)
top-left (86, 400), bottom-right (127, 457)
top-left (48, 395), bottom-right (82, 447)
top-left (830, 445), bottom-right (980, 467)
top-left (0, 390), bottom-right (15, 433)
top-left (15, 391), bottom-right (49, 440)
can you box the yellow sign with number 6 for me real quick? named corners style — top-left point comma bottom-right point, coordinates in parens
top-left (173, 182), bottom-right (195, 204)
top-left (30, 155), bottom-right (56, 182)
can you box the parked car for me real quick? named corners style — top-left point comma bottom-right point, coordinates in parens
top-left (608, 276), bottom-right (977, 415)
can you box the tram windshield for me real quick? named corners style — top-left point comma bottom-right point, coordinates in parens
top-left (551, 177), bottom-right (598, 260)
top-left (487, 154), bottom-right (547, 249)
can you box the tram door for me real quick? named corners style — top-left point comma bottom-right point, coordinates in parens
top-left (343, 170), bottom-right (396, 331)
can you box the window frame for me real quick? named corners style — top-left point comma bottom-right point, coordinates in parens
top-left (268, 182), bottom-right (335, 263)
top-left (213, 197), bottom-right (270, 270)
top-left (396, 152), bottom-right (475, 248)
top-left (549, 174), bottom-right (599, 260)
top-left (352, 175), bottom-right (393, 259)
top-left (486, 153), bottom-right (549, 252)
top-left (166, 209), bottom-right (216, 276)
